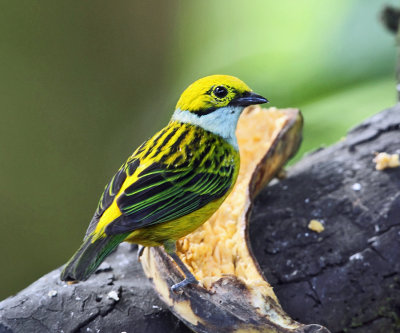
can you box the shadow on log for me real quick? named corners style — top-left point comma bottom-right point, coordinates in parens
top-left (1, 105), bottom-right (399, 332)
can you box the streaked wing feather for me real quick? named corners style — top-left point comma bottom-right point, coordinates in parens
top-left (105, 162), bottom-right (234, 235)
top-left (85, 158), bottom-right (140, 237)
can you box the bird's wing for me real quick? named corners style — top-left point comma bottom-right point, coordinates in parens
top-left (104, 161), bottom-right (235, 235)
top-left (85, 157), bottom-right (140, 237)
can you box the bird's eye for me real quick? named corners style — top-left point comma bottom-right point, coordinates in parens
top-left (213, 86), bottom-right (228, 98)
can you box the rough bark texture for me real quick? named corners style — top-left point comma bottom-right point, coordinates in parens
top-left (0, 244), bottom-right (191, 333)
top-left (250, 105), bottom-right (400, 332)
top-left (1, 105), bottom-right (399, 333)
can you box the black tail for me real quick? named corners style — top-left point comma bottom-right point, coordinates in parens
top-left (60, 233), bottom-right (128, 281)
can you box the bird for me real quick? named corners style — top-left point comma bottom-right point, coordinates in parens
top-left (60, 74), bottom-right (268, 291)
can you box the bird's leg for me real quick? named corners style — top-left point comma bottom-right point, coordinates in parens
top-left (137, 245), bottom-right (145, 261)
top-left (168, 252), bottom-right (198, 292)
top-left (163, 240), bottom-right (198, 292)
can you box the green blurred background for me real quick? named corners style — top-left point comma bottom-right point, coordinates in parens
top-left (0, 0), bottom-right (398, 299)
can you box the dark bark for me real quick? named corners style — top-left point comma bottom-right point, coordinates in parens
top-left (0, 243), bottom-right (191, 333)
top-left (251, 105), bottom-right (400, 333)
top-left (1, 105), bottom-right (399, 333)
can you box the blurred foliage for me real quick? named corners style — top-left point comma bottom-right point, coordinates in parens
top-left (0, 0), bottom-right (397, 299)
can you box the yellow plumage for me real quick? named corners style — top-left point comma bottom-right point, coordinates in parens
top-left (93, 121), bottom-right (240, 246)
top-left (60, 74), bottom-right (268, 291)
top-left (176, 75), bottom-right (251, 111)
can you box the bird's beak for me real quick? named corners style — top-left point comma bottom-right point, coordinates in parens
top-left (230, 91), bottom-right (269, 107)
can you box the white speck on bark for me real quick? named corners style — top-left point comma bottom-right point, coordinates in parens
top-left (107, 290), bottom-right (120, 301)
top-left (48, 290), bottom-right (57, 297)
top-left (349, 253), bottom-right (363, 261)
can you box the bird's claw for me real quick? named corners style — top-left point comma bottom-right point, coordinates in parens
top-left (171, 276), bottom-right (198, 293)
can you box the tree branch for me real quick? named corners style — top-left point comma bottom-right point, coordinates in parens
top-left (1, 105), bottom-right (399, 332)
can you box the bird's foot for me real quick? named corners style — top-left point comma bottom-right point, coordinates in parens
top-left (171, 275), bottom-right (198, 293)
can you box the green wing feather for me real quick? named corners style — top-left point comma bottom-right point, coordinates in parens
top-left (105, 161), bottom-right (235, 235)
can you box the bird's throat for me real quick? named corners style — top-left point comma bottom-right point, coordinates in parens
top-left (171, 106), bottom-right (244, 150)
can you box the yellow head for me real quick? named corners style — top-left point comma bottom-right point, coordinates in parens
top-left (176, 75), bottom-right (267, 115)
top-left (172, 75), bottom-right (268, 149)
